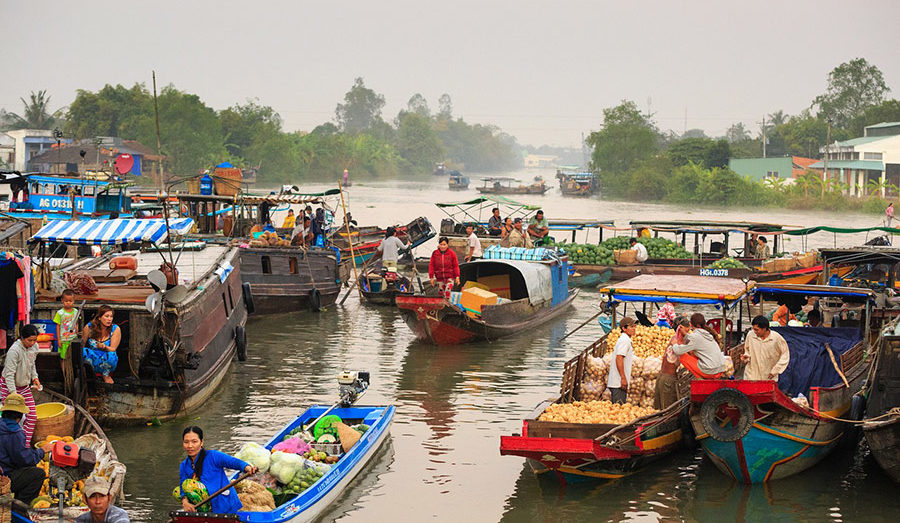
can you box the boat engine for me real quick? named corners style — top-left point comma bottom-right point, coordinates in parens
top-left (337, 371), bottom-right (370, 408)
top-left (49, 440), bottom-right (96, 514)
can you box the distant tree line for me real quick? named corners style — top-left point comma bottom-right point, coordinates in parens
top-left (0, 78), bottom-right (521, 182)
top-left (587, 58), bottom-right (899, 212)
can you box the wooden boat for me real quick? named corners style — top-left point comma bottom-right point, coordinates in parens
top-left (568, 267), bottom-right (612, 288)
top-left (477, 177), bottom-right (548, 195)
top-left (448, 171), bottom-right (469, 190)
top-left (690, 283), bottom-right (875, 483)
top-left (357, 269), bottom-right (414, 306)
top-left (1, 173), bottom-right (134, 220)
top-left (863, 317), bottom-right (900, 482)
top-left (556, 170), bottom-right (598, 197)
top-left (168, 403), bottom-right (395, 523)
top-left (396, 247), bottom-right (577, 345)
top-left (12, 389), bottom-right (126, 522)
top-left (500, 337), bottom-right (690, 483)
top-left (334, 216), bottom-right (436, 271)
top-left (30, 218), bottom-right (249, 425)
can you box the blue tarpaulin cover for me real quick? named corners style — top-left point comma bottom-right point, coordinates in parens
top-left (216, 162), bottom-right (234, 168)
top-left (774, 327), bottom-right (861, 397)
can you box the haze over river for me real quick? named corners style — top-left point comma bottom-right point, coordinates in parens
top-left (110, 172), bottom-right (899, 521)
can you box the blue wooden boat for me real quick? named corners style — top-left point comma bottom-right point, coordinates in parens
top-left (568, 267), bottom-right (612, 288)
top-left (169, 403), bottom-right (394, 522)
top-left (2, 172), bottom-right (133, 219)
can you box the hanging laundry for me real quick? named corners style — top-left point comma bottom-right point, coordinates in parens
top-left (0, 258), bottom-right (23, 330)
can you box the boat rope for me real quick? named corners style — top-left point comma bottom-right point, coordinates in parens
top-left (803, 406), bottom-right (900, 425)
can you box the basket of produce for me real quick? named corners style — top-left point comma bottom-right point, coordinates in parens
top-left (796, 251), bottom-right (818, 268)
top-left (33, 404), bottom-right (75, 442)
top-left (773, 257), bottom-right (798, 272)
top-left (614, 249), bottom-right (637, 265)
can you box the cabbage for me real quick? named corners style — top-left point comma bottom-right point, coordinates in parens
top-left (235, 442), bottom-right (271, 473)
top-left (269, 451), bottom-right (303, 484)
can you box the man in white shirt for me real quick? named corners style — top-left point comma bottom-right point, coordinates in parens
top-left (465, 224), bottom-right (482, 262)
top-left (376, 227), bottom-right (409, 271)
top-left (741, 315), bottom-right (790, 380)
top-left (607, 317), bottom-right (637, 404)
top-left (630, 237), bottom-right (649, 263)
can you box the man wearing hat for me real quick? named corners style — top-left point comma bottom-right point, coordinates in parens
top-left (607, 317), bottom-right (637, 404)
top-left (75, 476), bottom-right (129, 522)
top-left (0, 393), bottom-right (46, 509)
top-left (507, 218), bottom-right (533, 248)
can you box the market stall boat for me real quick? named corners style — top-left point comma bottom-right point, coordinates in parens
top-left (820, 245), bottom-right (900, 327)
top-left (863, 316), bottom-right (900, 482)
top-left (10, 389), bottom-right (127, 523)
top-left (178, 192), bottom-right (343, 314)
top-left (168, 373), bottom-right (394, 523)
top-left (396, 246), bottom-right (576, 345)
top-left (690, 283), bottom-right (875, 484)
top-left (556, 170), bottom-right (598, 197)
top-left (476, 177), bottom-right (548, 195)
top-left (501, 276), bottom-right (754, 483)
top-left (29, 218), bottom-right (249, 425)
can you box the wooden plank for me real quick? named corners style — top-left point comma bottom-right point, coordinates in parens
top-left (524, 420), bottom-right (619, 439)
top-left (80, 269), bottom-right (137, 283)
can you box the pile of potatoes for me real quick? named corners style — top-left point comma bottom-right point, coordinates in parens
top-left (580, 354), bottom-right (663, 408)
top-left (606, 325), bottom-right (675, 358)
top-left (538, 400), bottom-right (658, 425)
top-left (248, 231), bottom-right (292, 248)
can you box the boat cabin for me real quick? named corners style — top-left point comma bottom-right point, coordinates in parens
top-left (556, 170), bottom-right (598, 196)
top-left (460, 255), bottom-right (570, 309)
top-left (629, 219), bottom-right (790, 261)
top-left (2, 173), bottom-right (132, 218)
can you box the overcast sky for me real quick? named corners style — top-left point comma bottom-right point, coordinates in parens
top-left (2, 1), bottom-right (898, 147)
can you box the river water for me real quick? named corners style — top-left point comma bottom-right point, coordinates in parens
top-left (108, 172), bottom-right (899, 522)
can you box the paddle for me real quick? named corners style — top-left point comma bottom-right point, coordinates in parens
top-left (560, 310), bottom-right (603, 341)
top-left (186, 470), bottom-right (253, 512)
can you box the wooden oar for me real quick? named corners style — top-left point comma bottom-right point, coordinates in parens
top-left (188, 470), bottom-right (253, 511)
top-left (824, 342), bottom-right (850, 388)
top-left (560, 310), bottom-right (603, 341)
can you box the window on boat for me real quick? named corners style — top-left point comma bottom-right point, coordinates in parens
top-left (289, 257), bottom-right (298, 274)
top-left (84, 184), bottom-right (96, 197)
top-left (227, 286), bottom-right (234, 312)
top-left (262, 255), bottom-right (271, 274)
top-left (222, 292), bottom-right (229, 318)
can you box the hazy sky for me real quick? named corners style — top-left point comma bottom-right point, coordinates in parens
top-left (2, 1), bottom-right (898, 147)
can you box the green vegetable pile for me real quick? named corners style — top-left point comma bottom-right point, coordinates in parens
top-left (547, 236), bottom-right (693, 266)
top-left (708, 257), bottom-right (748, 269)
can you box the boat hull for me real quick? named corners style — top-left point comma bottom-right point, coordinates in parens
top-left (863, 416), bottom-right (900, 482)
top-left (396, 290), bottom-right (577, 345)
top-left (239, 247), bottom-right (341, 314)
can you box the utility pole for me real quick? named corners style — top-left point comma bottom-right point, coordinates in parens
top-left (761, 115), bottom-right (767, 158)
top-left (152, 71), bottom-right (163, 192)
top-left (823, 119), bottom-right (831, 199)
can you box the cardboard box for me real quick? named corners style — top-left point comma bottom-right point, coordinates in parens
top-left (614, 249), bottom-right (636, 265)
top-left (796, 251), bottom-right (818, 268)
top-left (460, 287), bottom-right (498, 318)
top-left (762, 260), bottom-right (777, 273)
top-left (774, 258), bottom-right (798, 272)
top-left (478, 274), bottom-right (511, 299)
top-left (463, 281), bottom-right (490, 291)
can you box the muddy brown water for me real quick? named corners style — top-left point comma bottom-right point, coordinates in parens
top-left (108, 174), bottom-right (899, 521)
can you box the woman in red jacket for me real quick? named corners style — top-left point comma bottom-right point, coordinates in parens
top-left (429, 237), bottom-right (460, 298)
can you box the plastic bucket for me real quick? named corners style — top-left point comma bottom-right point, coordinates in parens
top-left (35, 402), bottom-right (66, 420)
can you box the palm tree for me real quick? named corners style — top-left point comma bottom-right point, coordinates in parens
top-left (0, 90), bottom-right (63, 130)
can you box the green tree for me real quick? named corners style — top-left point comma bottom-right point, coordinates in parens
top-left (725, 122), bottom-right (751, 143)
top-left (335, 77), bottom-right (386, 134)
top-left (1, 90), bottom-right (63, 130)
top-left (405, 94), bottom-right (430, 118)
top-left (586, 100), bottom-right (659, 175)
top-left (394, 112), bottom-right (444, 171)
top-left (437, 94), bottom-right (453, 120)
top-left (666, 137), bottom-right (711, 167)
top-left (66, 84), bottom-right (151, 139)
top-left (705, 139), bottom-right (730, 169)
top-left (813, 58), bottom-right (890, 129)
top-left (777, 110), bottom-right (829, 158)
top-left (219, 100), bottom-right (282, 158)
top-left (849, 99), bottom-right (900, 137)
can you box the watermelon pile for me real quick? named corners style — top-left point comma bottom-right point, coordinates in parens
top-left (549, 236), bottom-right (693, 266)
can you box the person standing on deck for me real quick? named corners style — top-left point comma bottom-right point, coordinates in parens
top-left (429, 237), bottom-right (460, 299)
top-left (0, 325), bottom-right (41, 446)
top-left (741, 316), bottom-right (790, 381)
top-left (465, 224), bottom-right (482, 262)
top-left (655, 316), bottom-right (687, 409)
top-left (629, 237), bottom-right (648, 263)
top-left (375, 227), bottom-right (409, 271)
top-left (887, 202), bottom-right (894, 227)
top-left (487, 208), bottom-right (503, 236)
top-left (607, 317), bottom-right (636, 404)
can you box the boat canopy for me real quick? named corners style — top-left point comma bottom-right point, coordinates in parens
top-left (435, 195), bottom-right (541, 225)
top-left (435, 195), bottom-right (541, 210)
top-left (782, 225), bottom-right (900, 236)
top-left (819, 247), bottom-right (900, 265)
top-left (753, 283), bottom-right (875, 303)
top-left (30, 218), bottom-right (194, 245)
top-left (629, 220), bottom-right (789, 234)
top-left (461, 259), bottom-right (553, 305)
top-left (599, 274), bottom-right (754, 307)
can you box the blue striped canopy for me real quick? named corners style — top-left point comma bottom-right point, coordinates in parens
top-left (31, 218), bottom-right (194, 245)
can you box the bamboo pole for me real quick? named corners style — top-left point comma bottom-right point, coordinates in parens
top-left (337, 180), bottom-right (363, 299)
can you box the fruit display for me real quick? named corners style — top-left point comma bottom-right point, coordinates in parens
top-left (549, 236), bottom-right (694, 266)
top-left (606, 325), bottom-right (675, 358)
top-left (538, 400), bottom-right (658, 425)
top-left (708, 257), bottom-right (748, 269)
top-left (34, 433), bottom-right (120, 509)
top-left (303, 448), bottom-right (339, 465)
top-left (245, 231), bottom-right (292, 248)
top-left (173, 479), bottom-right (211, 512)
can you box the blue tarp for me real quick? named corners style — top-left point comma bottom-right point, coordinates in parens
top-left (31, 218), bottom-right (194, 245)
top-left (774, 327), bottom-right (861, 397)
top-left (216, 162), bottom-right (234, 168)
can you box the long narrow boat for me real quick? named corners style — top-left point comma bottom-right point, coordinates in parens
top-left (477, 177), bottom-right (548, 195)
top-left (863, 316), bottom-right (900, 482)
top-left (29, 218), bottom-right (249, 425)
top-left (168, 404), bottom-right (394, 523)
top-left (357, 269), bottom-right (414, 306)
top-left (690, 283), bottom-right (875, 484)
top-left (568, 267), bottom-right (612, 288)
top-left (12, 389), bottom-right (126, 522)
top-left (396, 247), bottom-right (576, 345)
top-left (501, 276), bottom-right (754, 483)
top-left (0, 172), bottom-right (134, 220)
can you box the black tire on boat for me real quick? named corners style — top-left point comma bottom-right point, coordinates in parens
top-left (700, 388), bottom-right (754, 442)
top-left (309, 288), bottom-right (322, 312)
top-left (840, 393), bottom-right (866, 448)
top-left (235, 325), bottom-right (247, 361)
top-left (242, 282), bottom-right (255, 314)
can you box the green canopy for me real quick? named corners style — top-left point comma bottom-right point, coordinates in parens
top-left (782, 225), bottom-right (900, 236)
top-left (435, 195), bottom-right (541, 210)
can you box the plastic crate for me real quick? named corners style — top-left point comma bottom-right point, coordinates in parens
top-left (309, 442), bottom-right (343, 456)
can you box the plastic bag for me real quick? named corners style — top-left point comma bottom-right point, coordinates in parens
top-left (579, 380), bottom-right (605, 401)
top-left (235, 442), bottom-right (271, 473)
top-left (272, 436), bottom-right (311, 455)
top-left (269, 451), bottom-right (303, 484)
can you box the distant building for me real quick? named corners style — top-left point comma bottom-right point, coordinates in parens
top-left (524, 154), bottom-right (559, 169)
top-left (810, 121), bottom-right (900, 197)
top-left (728, 156), bottom-right (819, 183)
top-left (27, 136), bottom-right (163, 177)
top-left (0, 133), bottom-right (14, 169)
top-left (3, 129), bottom-right (60, 172)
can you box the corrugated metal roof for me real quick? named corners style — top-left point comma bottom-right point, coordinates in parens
top-left (865, 121), bottom-right (900, 129)
top-left (835, 136), bottom-right (889, 147)
top-left (808, 160), bottom-right (884, 170)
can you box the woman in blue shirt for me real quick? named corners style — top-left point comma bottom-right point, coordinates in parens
top-left (179, 426), bottom-right (256, 513)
